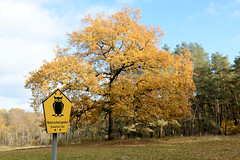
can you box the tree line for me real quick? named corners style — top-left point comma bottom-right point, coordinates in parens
top-left (176, 42), bottom-right (240, 136)
top-left (0, 108), bottom-right (50, 146)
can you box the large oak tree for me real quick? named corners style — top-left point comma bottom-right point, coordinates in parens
top-left (25, 7), bottom-right (195, 140)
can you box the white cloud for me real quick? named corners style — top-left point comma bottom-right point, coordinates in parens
top-left (235, 35), bottom-right (240, 40)
top-left (231, 10), bottom-right (240, 18)
top-left (116, 0), bottom-right (137, 5)
top-left (7, 0), bottom-right (62, 5)
top-left (0, 0), bottom-right (65, 111)
top-left (83, 5), bottom-right (120, 18)
top-left (0, 96), bottom-right (33, 112)
top-left (0, 0), bottom-right (65, 73)
top-left (232, 0), bottom-right (240, 5)
top-left (206, 2), bottom-right (223, 16)
top-left (0, 1), bottom-right (66, 41)
top-left (187, 14), bottom-right (200, 22)
top-left (0, 38), bottom-right (55, 72)
top-left (0, 0), bottom-right (119, 111)
top-left (206, 1), bottom-right (240, 18)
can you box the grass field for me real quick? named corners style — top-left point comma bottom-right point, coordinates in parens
top-left (0, 136), bottom-right (239, 160)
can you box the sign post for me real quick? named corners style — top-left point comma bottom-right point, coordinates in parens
top-left (52, 133), bottom-right (57, 160)
top-left (42, 89), bottom-right (72, 160)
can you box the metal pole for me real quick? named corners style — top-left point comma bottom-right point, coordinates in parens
top-left (52, 133), bottom-right (57, 160)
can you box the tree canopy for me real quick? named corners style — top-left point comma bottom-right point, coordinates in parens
top-left (25, 7), bottom-right (195, 140)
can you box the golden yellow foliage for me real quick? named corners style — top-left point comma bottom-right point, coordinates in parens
top-left (25, 7), bottom-right (195, 139)
top-left (221, 120), bottom-right (240, 135)
top-left (0, 116), bottom-right (6, 133)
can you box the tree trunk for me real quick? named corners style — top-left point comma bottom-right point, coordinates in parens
top-left (224, 103), bottom-right (228, 135)
top-left (108, 109), bottom-right (114, 140)
top-left (159, 126), bottom-right (163, 138)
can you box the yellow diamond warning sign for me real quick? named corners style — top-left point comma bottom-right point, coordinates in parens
top-left (42, 89), bottom-right (72, 133)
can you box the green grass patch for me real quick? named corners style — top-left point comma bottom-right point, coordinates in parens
top-left (0, 136), bottom-right (239, 160)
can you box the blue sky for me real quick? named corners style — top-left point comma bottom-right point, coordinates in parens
top-left (0, 0), bottom-right (239, 111)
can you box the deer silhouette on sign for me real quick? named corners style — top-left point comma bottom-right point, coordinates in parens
top-left (52, 96), bottom-right (64, 117)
